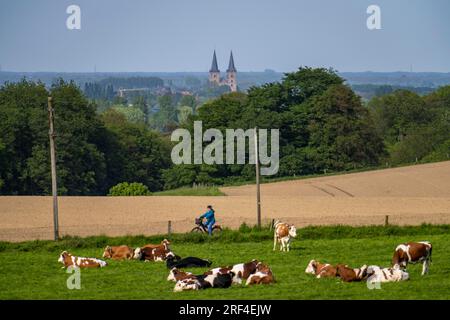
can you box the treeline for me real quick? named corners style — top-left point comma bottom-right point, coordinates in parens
top-left (0, 68), bottom-right (449, 195)
top-left (0, 79), bottom-right (170, 195)
top-left (162, 68), bottom-right (449, 189)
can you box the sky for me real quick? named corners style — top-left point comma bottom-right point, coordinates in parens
top-left (0, 0), bottom-right (449, 73)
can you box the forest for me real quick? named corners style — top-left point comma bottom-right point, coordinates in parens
top-left (0, 67), bottom-right (448, 195)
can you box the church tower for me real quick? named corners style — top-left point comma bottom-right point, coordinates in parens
top-left (209, 50), bottom-right (220, 85)
top-left (226, 51), bottom-right (237, 92)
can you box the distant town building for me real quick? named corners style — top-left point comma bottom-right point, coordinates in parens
top-left (208, 50), bottom-right (237, 92)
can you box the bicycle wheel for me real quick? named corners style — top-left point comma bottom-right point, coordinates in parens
top-left (190, 227), bottom-right (204, 233)
top-left (212, 226), bottom-right (222, 234)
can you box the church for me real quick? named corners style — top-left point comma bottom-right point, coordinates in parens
top-left (208, 50), bottom-right (237, 92)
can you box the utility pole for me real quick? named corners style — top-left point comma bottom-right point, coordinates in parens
top-left (254, 127), bottom-right (261, 228)
top-left (48, 97), bottom-right (59, 240)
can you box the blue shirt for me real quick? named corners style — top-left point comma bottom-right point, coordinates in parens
top-left (200, 209), bottom-right (215, 224)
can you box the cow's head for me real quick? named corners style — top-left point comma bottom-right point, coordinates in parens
top-left (288, 225), bottom-right (297, 238)
top-left (102, 246), bottom-right (113, 258)
top-left (167, 268), bottom-right (179, 281)
top-left (133, 247), bottom-right (142, 260)
top-left (305, 260), bottom-right (317, 274)
top-left (58, 251), bottom-right (69, 264)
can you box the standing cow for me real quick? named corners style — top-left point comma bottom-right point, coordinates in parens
top-left (273, 220), bottom-right (297, 252)
top-left (392, 241), bottom-right (432, 275)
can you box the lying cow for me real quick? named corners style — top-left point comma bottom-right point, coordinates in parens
top-left (102, 245), bottom-right (136, 260)
top-left (392, 241), bottom-right (432, 275)
top-left (204, 266), bottom-right (233, 276)
top-left (231, 259), bottom-right (259, 284)
top-left (366, 265), bottom-right (409, 284)
top-left (166, 256), bottom-right (212, 269)
top-left (167, 268), bottom-right (195, 282)
top-left (273, 220), bottom-right (297, 252)
top-left (305, 260), bottom-right (337, 278)
top-left (336, 264), bottom-right (368, 282)
top-left (142, 239), bottom-right (171, 251)
top-left (58, 251), bottom-right (107, 268)
top-left (137, 246), bottom-right (178, 262)
top-left (246, 262), bottom-right (275, 285)
top-left (173, 272), bottom-right (235, 292)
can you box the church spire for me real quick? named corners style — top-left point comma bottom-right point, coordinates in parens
top-left (210, 50), bottom-right (219, 73)
top-left (226, 51), bottom-right (237, 73)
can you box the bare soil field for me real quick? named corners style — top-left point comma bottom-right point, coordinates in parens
top-left (1, 161), bottom-right (449, 242)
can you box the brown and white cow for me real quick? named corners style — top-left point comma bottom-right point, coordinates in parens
top-left (392, 241), bottom-right (432, 275)
top-left (305, 260), bottom-right (337, 279)
top-left (58, 251), bottom-right (107, 268)
top-left (231, 259), bottom-right (259, 284)
top-left (167, 268), bottom-right (195, 282)
top-left (366, 265), bottom-right (409, 284)
top-left (273, 220), bottom-right (297, 252)
top-left (138, 246), bottom-right (177, 262)
top-left (142, 239), bottom-right (171, 251)
top-left (204, 266), bottom-right (233, 276)
top-left (245, 262), bottom-right (275, 285)
top-left (336, 264), bottom-right (368, 282)
top-left (102, 245), bottom-right (136, 260)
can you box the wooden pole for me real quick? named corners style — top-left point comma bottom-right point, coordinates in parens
top-left (48, 97), bottom-right (59, 240)
top-left (168, 220), bottom-right (172, 236)
top-left (254, 128), bottom-right (261, 228)
top-left (385, 215), bottom-right (389, 227)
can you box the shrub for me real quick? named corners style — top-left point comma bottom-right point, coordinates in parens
top-left (108, 182), bottom-right (151, 196)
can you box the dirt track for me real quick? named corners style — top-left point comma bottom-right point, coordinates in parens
top-left (1, 161), bottom-right (449, 242)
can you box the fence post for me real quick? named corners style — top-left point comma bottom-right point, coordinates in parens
top-left (168, 220), bottom-right (172, 236)
top-left (384, 215), bottom-right (389, 227)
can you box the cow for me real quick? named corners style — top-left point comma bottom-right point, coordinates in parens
top-left (273, 220), bottom-right (297, 252)
top-left (102, 245), bottom-right (136, 260)
top-left (173, 272), bottom-right (235, 292)
top-left (204, 266), bottom-right (233, 276)
top-left (245, 262), bottom-right (275, 285)
top-left (392, 241), bottom-right (432, 275)
top-left (142, 239), bottom-right (171, 251)
top-left (58, 251), bottom-right (107, 268)
top-left (336, 264), bottom-right (368, 282)
top-left (305, 260), bottom-right (337, 279)
top-left (167, 268), bottom-right (195, 282)
top-left (138, 246), bottom-right (178, 262)
top-left (231, 259), bottom-right (259, 284)
top-left (166, 256), bottom-right (212, 269)
top-left (366, 265), bottom-right (409, 284)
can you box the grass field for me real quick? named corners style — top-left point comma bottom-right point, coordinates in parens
top-left (1, 225), bottom-right (449, 300)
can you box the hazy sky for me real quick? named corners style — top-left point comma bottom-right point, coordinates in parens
top-left (1, 0), bottom-right (449, 72)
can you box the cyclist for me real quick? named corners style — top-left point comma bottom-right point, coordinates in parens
top-left (198, 205), bottom-right (216, 236)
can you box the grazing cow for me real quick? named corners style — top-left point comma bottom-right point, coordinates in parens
top-left (273, 220), bottom-right (297, 252)
top-left (305, 260), bottom-right (337, 278)
top-left (392, 241), bottom-right (432, 275)
top-left (167, 268), bottom-right (195, 282)
top-left (102, 245), bottom-right (135, 260)
top-left (173, 272), bottom-right (235, 292)
top-left (231, 259), bottom-right (259, 284)
top-left (58, 251), bottom-right (107, 268)
top-left (166, 256), bottom-right (212, 269)
top-left (336, 264), bottom-right (368, 282)
top-left (366, 265), bottom-right (409, 284)
top-left (246, 262), bottom-right (275, 285)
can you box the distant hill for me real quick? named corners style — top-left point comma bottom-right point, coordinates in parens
top-left (1, 70), bottom-right (449, 92)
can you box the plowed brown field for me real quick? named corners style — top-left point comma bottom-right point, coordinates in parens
top-left (1, 161), bottom-right (449, 242)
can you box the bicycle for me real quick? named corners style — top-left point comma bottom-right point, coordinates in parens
top-left (190, 218), bottom-right (222, 234)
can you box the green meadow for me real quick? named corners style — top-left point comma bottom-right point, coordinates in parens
top-left (1, 225), bottom-right (449, 300)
